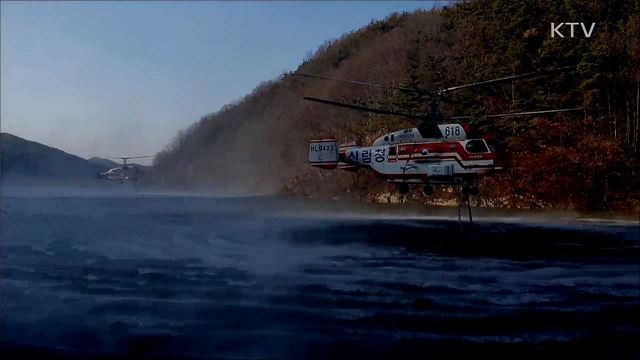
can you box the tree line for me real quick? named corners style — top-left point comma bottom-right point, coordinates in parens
top-left (154, 0), bottom-right (639, 212)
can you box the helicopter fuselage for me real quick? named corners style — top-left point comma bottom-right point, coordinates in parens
top-left (309, 128), bottom-right (506, 188)
top-left (371, 125), bottom-right (467, 146)
top-left (99, 165), bottom-right (143, 183)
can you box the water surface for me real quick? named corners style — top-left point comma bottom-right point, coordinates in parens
top-left (1, 193), bottom-right (638, 358)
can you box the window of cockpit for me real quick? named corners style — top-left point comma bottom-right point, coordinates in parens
top-left (465, 140), bottom-right (489, 153)
top-left (388, 146), bottom-right (397, 156)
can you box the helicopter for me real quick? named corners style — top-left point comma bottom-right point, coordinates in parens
top-left (298, 66), bottom-right (582, 202)
top-left (98, 156), bottom-right (152, 184)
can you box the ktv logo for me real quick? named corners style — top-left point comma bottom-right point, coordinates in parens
top-left (551, 22), bottom-right (596, 38)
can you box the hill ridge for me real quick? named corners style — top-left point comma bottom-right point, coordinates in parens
top-left (1, 132), bottom-right (108, 178)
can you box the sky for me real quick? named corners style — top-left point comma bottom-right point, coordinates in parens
top-left (1, 1), bottom-right (438, 164)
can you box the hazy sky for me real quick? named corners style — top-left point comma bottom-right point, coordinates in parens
top-left (1, 1), bottom-right (435, 164)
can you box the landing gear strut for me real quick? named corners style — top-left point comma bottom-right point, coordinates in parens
top-left (398, 183), bottom-right (410, 195)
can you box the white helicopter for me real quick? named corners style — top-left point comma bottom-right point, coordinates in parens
top-left (98, 156), bottom-right (151, 184)
top-left (297, 66), bottom-right (582, 212)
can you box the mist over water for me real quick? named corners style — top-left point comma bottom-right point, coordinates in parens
top-left (1, 184), bottom-right (639, 358)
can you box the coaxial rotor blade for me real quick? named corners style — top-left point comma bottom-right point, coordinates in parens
top-left (442, 66), bottom-right (576, 94)
top-left (109, 155), bottom-right (153, 160)
top-left (449, 107), bottom-right (583, 120)
top-left (303, 96), bottom-right (425, 120)
top-left (296, 73), bottom-right (423, 93)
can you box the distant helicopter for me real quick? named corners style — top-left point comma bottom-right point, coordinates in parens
top-left (297, 66), bottom-right (582, 204)
top-left (98, 156), bottom-right (152, 184)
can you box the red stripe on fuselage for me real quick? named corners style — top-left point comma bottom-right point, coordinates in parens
top-left (396, 142), bottom-right (495, 161)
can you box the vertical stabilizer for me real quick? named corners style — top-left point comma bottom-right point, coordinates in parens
top-left (309, 139), bottom-right (338, 169)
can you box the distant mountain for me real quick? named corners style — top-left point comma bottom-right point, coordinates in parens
top-left (0, 133), bottom-right (109, 178)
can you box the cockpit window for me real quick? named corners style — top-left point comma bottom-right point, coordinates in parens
top-left (465, 140), bottom-right (489, 153)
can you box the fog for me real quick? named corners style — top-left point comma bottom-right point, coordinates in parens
top-left (2, 178), bottom-right (637, 228)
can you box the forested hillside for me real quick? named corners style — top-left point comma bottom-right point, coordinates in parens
top-left (154, 0), bottom-right (640, 212)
